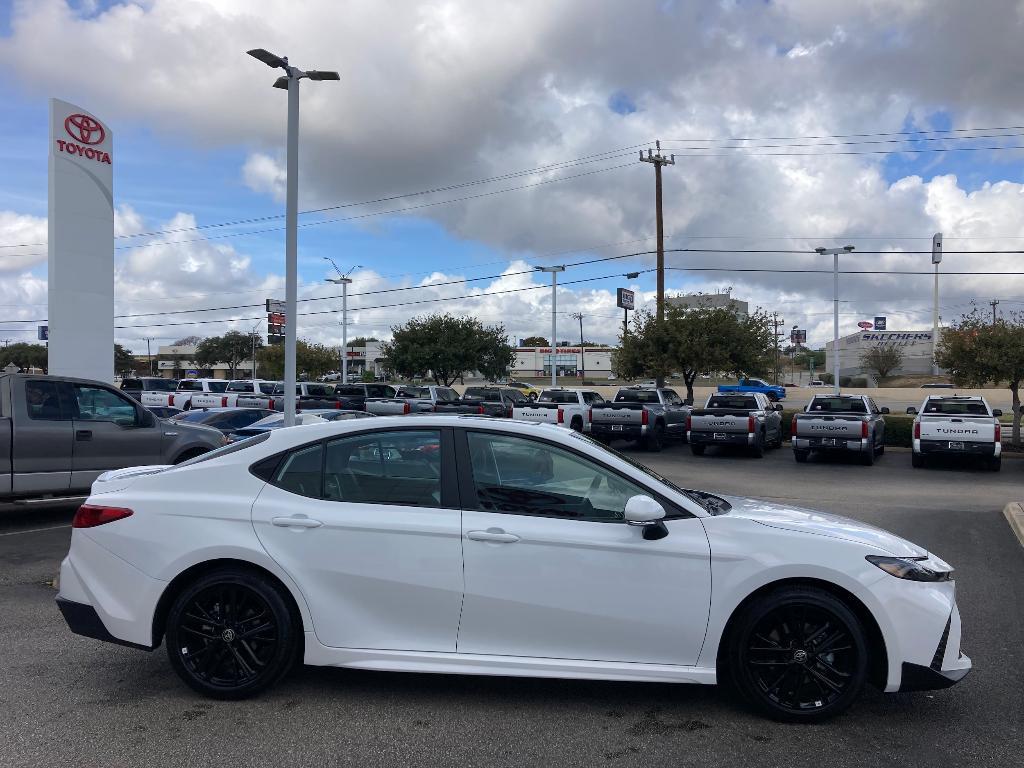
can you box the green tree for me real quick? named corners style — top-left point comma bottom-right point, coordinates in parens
top-left (520, 336), bottom-right (549, 347)
top-left (194, 331), bottom-right (263, 379)
top-left (859, 344), bottom-right (904, 381)
top-left (114, 344), bottom-right (136, 377)
top-left (346, 336), bottom-right (379, 348)
top-left (936, 309), bottom-right (1024, 446)
top-left (613, 303), bottom-right (775, 402)
top-left (257, 339), bottom-right (338, 380)
top-left (2, 342), bottom-right (48, 372)
top-left (382, 313), bottom-right (516, 386)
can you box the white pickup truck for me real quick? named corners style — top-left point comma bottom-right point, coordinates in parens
top-left (511, 388), bottom-right (606, 432)
top-left (188, 379), bottom-right (281, 410)
top-left (908, 395), bottom-right (1003, 471)
top-left (140, 378), bottom-right (230, 411)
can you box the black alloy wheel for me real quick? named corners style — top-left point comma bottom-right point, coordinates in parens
top-left (729, 587), bottom-right (867, 721)
top-left (645, 423), bottom-right (665, 452)
top-left (750, 431), bottom-right (765, 458)
top-left (166, 568), bottom-right (298, 699)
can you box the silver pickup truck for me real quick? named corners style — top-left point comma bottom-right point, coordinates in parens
top-left (687, 392), bottom-right (784, 457)
top-left (791, 394), bottom-right (889, 465)
top-left (589, 386), bottom-right (691, 451)
top-left (907, 395), bottom-right (1003, 471)
top-left (512, 388), bottom-right (606, 432)
top-left (0, 374), bottom-right (224, 500)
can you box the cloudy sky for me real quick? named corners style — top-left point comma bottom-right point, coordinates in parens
top-left (1, 0), bottom-right (1023, 355)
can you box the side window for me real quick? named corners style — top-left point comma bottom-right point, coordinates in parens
top-left (72, 385), bottom-right (139, 426)
top-left (582, 392), bottom-right (604, 405)
top-left (465, 432), bottom-right (647, 522)
top-left (323, 430), bottom-right (442, 507)
top-left (272, 443), bottom-right (323, 499)
top-left (663, 390), bottom-right (683, 406)
top-left (25, 380), bottom-right (67, 421)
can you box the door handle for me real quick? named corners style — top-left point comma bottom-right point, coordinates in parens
top-left (271, 516), bottom-right (323, 529)
top-left (466, 529), bottom-right (520, 543)
top-left (75, 430), bottom-right (92, 441)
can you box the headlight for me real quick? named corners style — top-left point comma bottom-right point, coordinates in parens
top-left (866, 555), bottom-right (953, 582)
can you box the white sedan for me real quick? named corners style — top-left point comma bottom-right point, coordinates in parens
top-left (56, 415), bottom-right (969, 721)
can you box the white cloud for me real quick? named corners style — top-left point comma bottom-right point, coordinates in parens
top-left (0, 211), bottom-right (47, 272)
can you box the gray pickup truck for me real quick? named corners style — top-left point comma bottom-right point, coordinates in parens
top-left (391, 385), bottom-right (475, 413)
top-left (687, 391), bottom-right (784, 457)
top-left (0, 374), bottom-right (225, 500)
top-left (791, 393), bottom-right (889, 465)
top-left (589, 386), bottom-right (692, 451)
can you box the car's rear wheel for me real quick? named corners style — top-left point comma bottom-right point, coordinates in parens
top-left (860, 441), bottom-right (875, 466)
top-left (166, 568), bottom-right (298, 699)
top-left (911, 452), bottom-right (925, 468)
top-left (793, 449), bottom-right (809, 463)
top-left (750, 431), bottom-right (765, 458)
top-left (691, 443), bottom-right (706, 456)
top-left (989, 456), bottom-right (1001, 472)
top-left (727, 586), bottom-right (868, 722)
top-left (570, 416), bottom-right (583, 433)
top-left (645, 423), bottom-right (665, 452)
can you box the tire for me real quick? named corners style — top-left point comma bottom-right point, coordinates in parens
top-left (989, 456), bottom-right (1002, 472)
top-left (645, 423), bottom-right (665, 452)
top-left (529, 393), bottom-right (538, 402)
top-left (772, 427), bottom-right (784, 449)
top-left (750, 432), bottom-right (765, 459)
top-left (165, 567), bottom-right (299, 700)
top-left (569, 416), bottom-right (583, 433)
top-left (182, 399), bottom-right (193, 411)
top-left (691, 443), bottom-right (706, 456)
top-left (173, 448), bottom-right (208, 465)
top-left (876, 443), bottom-right (885, 456)
top-left (726, 586), bottom-right (868, 722)
top-left (793, 450), bottom-right (809, 463)
top-left (911, 452), bottom-right (925, 468)
top-left (860, 440), bottom-right (875, 466)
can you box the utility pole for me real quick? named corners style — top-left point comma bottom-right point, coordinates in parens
top-left (144, 337), bottom-right (154, 375)
top-left (641, 141), bottom-right (675, 388)
top-left (535, 266), bottom-right (565, 388)
top-left (931, 233), bottom-right (942, 376)
top-left (991, 299), bottom-right (1000, 324)
top-left (772, 313), bottom-right (783, 385)
top-left (325, 259), bottom-right (361, 384)
top-left (571, 312), bottom-right (585, 381)
top-left (815, 245), bottom-right (855, 394)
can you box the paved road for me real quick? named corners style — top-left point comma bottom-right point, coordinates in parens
top-left (1, 447), bottom-right (1021, 768)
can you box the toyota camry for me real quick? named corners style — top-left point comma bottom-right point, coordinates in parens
top-left (56, 415), bottom-right (970, 721)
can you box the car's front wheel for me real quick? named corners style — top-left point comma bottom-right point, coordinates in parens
top-left (165, 567), bottom-right (299, 699)
top-left (727, 586), bottom-right (868, 722)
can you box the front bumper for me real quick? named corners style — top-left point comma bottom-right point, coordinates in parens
top-left (897, 611), bottom-right (971, 691)
top-left (792, 436), bottom-right (870, 453)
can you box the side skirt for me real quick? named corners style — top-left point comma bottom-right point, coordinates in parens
top-left (304, 636), bottom-right (717, 685)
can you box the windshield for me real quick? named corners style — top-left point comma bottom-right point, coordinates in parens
top-left (207, 381), bottom-right (228, 393)
top-left (226, 381), bottom-right (254, 393)
top-left (615, 389), bottom-right (661, 403)
top-left (435, 388), bottom-right (458, 402)
top-left (568, 431), bottom-right (717, 513)
top-left (923, 400), bottom-right (990, 415)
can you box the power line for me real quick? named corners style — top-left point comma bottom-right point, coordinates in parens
top-left (662, 123), bottom-right (1024, 143)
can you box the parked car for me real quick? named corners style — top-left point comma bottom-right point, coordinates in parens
top-left (392, 385), bottom-right (480, 414)
top-left (0, 374), bottom-right (223, 499)
top-left (589, 386), bottom-right (691, 451)
top-left (120, 377), bottom-right (177, 402)
top-left (921, 383), bottom-right (955, 389)
top-left (808, 380), bottom-right (827, 387)
top-left (460, 386), bottom-right (531, 417)
top-left (226, 410), bottom-right (375, 443)
top-left (907, 396), bottom-right (1003, 471)
top-left (57, 415), bottom-right (970, 721)
top-left (502, 380), bottom-right (541, 401)
top-left (170, 407), bottom-right (277, 436)
top-left (270, 382), bottom-right (364, 411)
top-left (687, 392), bottom-right (784, 457)
top-left (791, 394), bottom-right (889, 465)
top-left (146, 406), bottom-right (183, 420)
top-left (718, 378), bottom-right (786, 402)
top-left (139, 378), bottom-right (229, 411)
top-left (328, 383), bottom-right (401, 412)
top-left (511, 388), bottom-right (605, 432)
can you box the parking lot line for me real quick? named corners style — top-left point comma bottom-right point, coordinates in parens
top-left (0, 524), bottom-right (71, 537)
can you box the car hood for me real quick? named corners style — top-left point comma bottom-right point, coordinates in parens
top-left (718, 495), bottom-right (927, 557)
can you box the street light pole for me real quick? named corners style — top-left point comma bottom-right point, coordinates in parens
top-left (931, 233), bottom-right (942, 376)
top-left (325, 259), bottom-right (361, 384)
top-left (247, 48), bottom-right (339, 426)
top-left (535, 266), bottom-right (565, 388)
top-left (815, 245), bottom-right (855, 395)
top-left (571, 312), bottom-right (585, 381)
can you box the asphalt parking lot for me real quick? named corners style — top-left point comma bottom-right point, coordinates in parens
top-left (1, 445), bottom-right (1021, 768)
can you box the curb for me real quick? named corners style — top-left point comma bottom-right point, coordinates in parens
top-left (1003, 503), bottom-right (1024, 550)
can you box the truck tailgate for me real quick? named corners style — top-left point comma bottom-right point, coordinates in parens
top-left (591, 403), bottom-right (644, 425)
top-left (689, 410), bottom-right (752, 433)
top-left (512, 404), bottom-right (560, 424)
top-left (919, 416), bottom-right (995, 443)
top-left (365, 399), bottom-right (412, 415)
top-left (794, 415), bottom-right (865, 439)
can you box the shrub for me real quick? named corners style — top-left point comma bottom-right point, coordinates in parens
top-left (819, 373), bottom-right (834, 385)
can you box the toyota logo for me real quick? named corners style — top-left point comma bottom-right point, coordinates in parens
top-left (65, 113), bottom-right (105, 145)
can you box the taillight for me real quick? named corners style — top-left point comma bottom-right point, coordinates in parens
top-left (791, 415), bottom-right (798, 436)
top-left (507, 405), bottom-right (513, 418)
top-left (686, 414), bottom-right (692, 431)
top-left (861, 420), bottom-right (869, 439)
top-left (914, 421), bottom-right (921, 439)
top-left (167, 394), bottom-right (174, 406)
top-left (403, 401), bottom-right (411, 414)
top-left (748, 416), bottom-right (755, 433)
top-left (557, 408), bottom-right (564, 424)
top-left (221, 396), bottom-right (228, 407)
top-left (73, 505), bottom-right (133, 529)
top-left (334, 401), bottom-right (343, 409)
top-left (641, 409), bottom-right (649, 426)
top-left (477, 405), bottom-right (485, 414)
top-left (995, 423), bottom-right (1001, 442)
top-left (588, 408), bottom-right (592, 423)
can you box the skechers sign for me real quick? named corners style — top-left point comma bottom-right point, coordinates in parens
top-left (54, 113), bottom-right (111, 164)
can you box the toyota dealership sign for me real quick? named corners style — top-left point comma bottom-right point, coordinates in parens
top-left (55, 113), bottom-right (112, 165)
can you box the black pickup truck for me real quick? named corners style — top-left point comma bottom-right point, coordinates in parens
top-left (456, 386), bottom-right (531, 417)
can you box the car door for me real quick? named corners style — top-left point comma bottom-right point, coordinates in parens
top-left (251, 427), bottom-right (464, 652)
top-left (10, 378), bottom-right (74, 494)
top-left (455, 429), bottom-right (711, 665)
top-left (68, 382), bottom-right (163, 488)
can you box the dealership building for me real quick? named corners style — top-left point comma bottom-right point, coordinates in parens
top-left (825, 330), bottom-right (942, 379)
top-left (510, 347), bottom-right (615, 379)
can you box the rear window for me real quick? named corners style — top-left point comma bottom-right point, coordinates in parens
top-left (121, 379), bottom-right (141, 390)
top-left (615, 389), bottom-right (660, 403)
top-left (435, 388), bottom-right (458, 402)
top-left (226, 381), bottom-right (255, 393)
top-left (335, 385), bottom-right (366, 397)
top-left (207, 381), bottom-right (228, 393)
top-left (143, 378), bottom-right (177, 392)
top-left (808, 397), bottom-right (867, 413)
top-left (304, 384), bottom-right (334, 397)
top-left (924, 400), bottom-right (989, 415)
top-left (399, 387), bottom-right (430, 398)
top-left (539, 390), bottom-right (577, 404)
top-left (177, 380), bottom-right (203, 391)
top-left (708, 396), bottom-right (758, 409)
top-left (464, 388), bottom-right (498, 401)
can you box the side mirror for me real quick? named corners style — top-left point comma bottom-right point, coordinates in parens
top-left (624, 495), bottom-right (668, 540)
top-left (139, 408), bottom-right (156, 427)
top-left (880, 407), bottom-right (890, 414)
top-left (774, 403), bottom-right (785, 411)
top-left (993, 409), bottom-right (1003, 417)
top-left (906, 407), bottom-right (918, 415)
